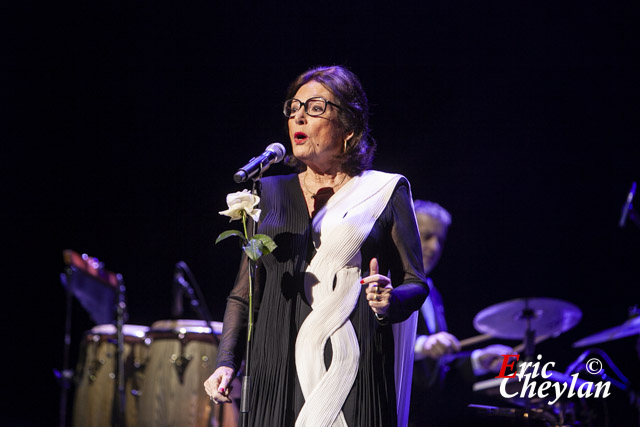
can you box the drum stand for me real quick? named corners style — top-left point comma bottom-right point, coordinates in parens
top-left (55, 268), bottom-right (75, 427)
top-left (112, 275), bottom-right (128, 427)
top-left (57, 263), bottom-right (129, 427)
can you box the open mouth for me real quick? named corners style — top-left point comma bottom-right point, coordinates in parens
top-left (294, 132), bottom-right (308, 144)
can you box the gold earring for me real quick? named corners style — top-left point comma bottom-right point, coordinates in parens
top-left (343, 138), bottom-right (348, 152)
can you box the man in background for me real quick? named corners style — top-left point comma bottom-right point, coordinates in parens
top-left (409, 200), bottom-right (512, 426)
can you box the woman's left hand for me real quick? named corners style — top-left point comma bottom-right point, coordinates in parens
top-left (361, 257), bottom-right (393, 317)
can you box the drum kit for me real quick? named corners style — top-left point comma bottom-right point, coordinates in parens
top-left (58, 250), bottom-right (240, 427)
top-left (466, 297), bottom-right (639, 426)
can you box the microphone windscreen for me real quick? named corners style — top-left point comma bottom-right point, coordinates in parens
top-left (266, 142), bottom-right (286, 163)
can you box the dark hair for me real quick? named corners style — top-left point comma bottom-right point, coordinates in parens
top-left (284, 65), bottom-right (376, 176)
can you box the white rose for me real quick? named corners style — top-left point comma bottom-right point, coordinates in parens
top-left (218, 189), bottom-right (261, 222)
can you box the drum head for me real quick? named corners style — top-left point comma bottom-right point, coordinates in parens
top-left (149, 319), bottom-right (222, 335)
top-left (90, 324), bottom-right (149, 338)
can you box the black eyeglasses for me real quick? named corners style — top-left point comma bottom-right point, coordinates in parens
top-left (283, 97), bottom-right (342, 118)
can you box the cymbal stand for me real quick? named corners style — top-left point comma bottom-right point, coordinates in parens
top-left (565, 348), bottom-right (630, 391)
top-left (520, 298), bottom-right (537, 422)
top-left (566, 347), bottom-right (637, 426)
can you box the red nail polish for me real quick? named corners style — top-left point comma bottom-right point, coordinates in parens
top-left (360, 280), bottom-right (365, 284)
top-left (218, 387), bottom-right (225, 392)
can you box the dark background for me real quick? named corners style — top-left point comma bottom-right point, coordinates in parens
top-left (4, 1), bottom-right (639, 426)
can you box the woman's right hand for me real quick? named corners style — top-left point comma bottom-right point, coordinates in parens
top-left (204, 366), bottom-right (235, 405)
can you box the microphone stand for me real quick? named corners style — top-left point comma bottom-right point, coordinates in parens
top-left (619, 181), bottom-right (638, 228)
top-left (239, 177), bottom-right (262, 427)
top-left (174, 261), bottom-right (217, 342)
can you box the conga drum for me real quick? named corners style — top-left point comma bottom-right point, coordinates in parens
top-left (73, 324), bottom-right (150, 427)
top-left (137, 319), bottom-right (224, 427)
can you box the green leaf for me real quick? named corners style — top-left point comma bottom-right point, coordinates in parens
top-left (253, 234), bottom-right (277, 255)
top-left (215, 229), bottom-right (246, 245)
top-left (243, 235), bottom-right (278, 261)
top-left (243, 239), bottom-right (263, 261)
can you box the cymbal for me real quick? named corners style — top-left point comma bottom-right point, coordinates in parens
top-left (573, 316), bottom-right (640, 348)
top-left (473, 297), bottom-right (582, 340)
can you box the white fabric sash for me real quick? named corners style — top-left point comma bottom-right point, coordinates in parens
top-left (393, 311), bottom-right (418, 427)
top-left (294, 170), bottom-right (416, 427)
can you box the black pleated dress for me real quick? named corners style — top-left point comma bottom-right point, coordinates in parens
top-left (215, 173), bottom-right (428, 426)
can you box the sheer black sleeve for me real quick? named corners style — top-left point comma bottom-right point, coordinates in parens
top-left (379, 181), bottom-right (429, 324)
top-left (214, 253), bottom-right (266, 373)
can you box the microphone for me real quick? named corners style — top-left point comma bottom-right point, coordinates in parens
top-left (172, 262), bottom-right (202, 316)
top-left (233, 142), bottom-right (286, 183)
top-left (619, 181), bottom-right (637, 228)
